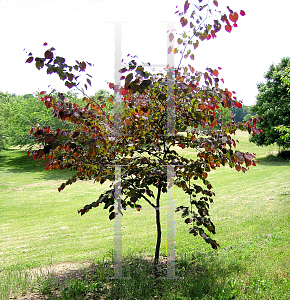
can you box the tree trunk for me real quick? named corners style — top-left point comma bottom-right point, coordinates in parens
top-left (154, 186), bottom-right (162, 266)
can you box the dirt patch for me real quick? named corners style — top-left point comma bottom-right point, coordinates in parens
top-left (10, 261), bottom-right (95, 300)
top-left (10, 256), bottom-right (169, 299)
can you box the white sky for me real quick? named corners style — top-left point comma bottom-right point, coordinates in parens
top-left (0, 0), bottom-right (290, 105)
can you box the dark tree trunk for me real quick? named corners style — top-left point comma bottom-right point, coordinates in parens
top-left (154, 186), bottom-right (162, 266)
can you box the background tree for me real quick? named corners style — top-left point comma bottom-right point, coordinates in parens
top-left (281, 64), bottom-right (290, 93)
top-left (250, 57), bottom-right (290, 149)
top-left (0, 92), bottom-right (14, 150)
top-left (231, 105), bottom-right (255, 122)
top-left (25, 0), bottom-right (259, 266)
top-left (276, 126), bottom-right (290, 144)
top-left (0, 91), bottom-right (109, 150)
top-left (92, 89), bottom-right (114, 116)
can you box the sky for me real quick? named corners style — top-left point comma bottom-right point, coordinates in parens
top-left (0, 0), bottom-right (290, 106)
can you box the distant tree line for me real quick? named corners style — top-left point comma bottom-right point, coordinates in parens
top-left (0, 89), bottom-right (112, 150)
top-left (230, 105), bottom-right (255, 122)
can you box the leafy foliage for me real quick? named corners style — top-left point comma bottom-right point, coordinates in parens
top-left (275, 125), bottom-right (290, 144)
top-left (281, 65), bottom-right (290, 93)
top-left (25, 0), bottom-right (259, 264)
top-left (231, 105), bottom-right (255, 122)
top-left (250, 57), bottom-right (290, 149)
top-left (0, 92), bottom-right (85, 149)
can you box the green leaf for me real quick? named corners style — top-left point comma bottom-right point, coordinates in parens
top-left (125, 73), bottom-right (133, 83)
top-left (35, 60), bottom-right (44, 70)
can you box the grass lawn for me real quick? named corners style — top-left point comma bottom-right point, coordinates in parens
top-left (0, 131), bottom-right (289, 299)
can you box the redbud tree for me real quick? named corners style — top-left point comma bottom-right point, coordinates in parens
top-left (25, 0), bottom-right (260, 265)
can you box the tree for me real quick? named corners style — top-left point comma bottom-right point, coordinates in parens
top-left (281, 64), bottom-right (290, 93)
top-left (276, 125), bottom-right (290, 144)
top-left (25, 0), bottom-right (259, 266)
top-left (231, 105), bottom-right (255, 122)
top-left (0, 91), bottom-right (84, 149)
top-left (92, 89), bottom-right (114, 116)
top-left (250, 57), bottom-right (290, 149)
top-left (0, 92), bottom-right (13, 150)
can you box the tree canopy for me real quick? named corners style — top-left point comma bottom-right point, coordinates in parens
top-left (250, 57), bottom-right (290, 149)
top-left (0, 91), bottom-right (84, 150)
top-left (24, 0), bottom-right (259, 266)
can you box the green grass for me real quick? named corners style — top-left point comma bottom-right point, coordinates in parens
top-left (0, 131), bottom-right (290, 299)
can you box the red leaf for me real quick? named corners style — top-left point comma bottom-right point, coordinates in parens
top-left (26, 57), bottom-right (33, 63)
top-left (80, 61), bottom-right (86, 71)
top-left (169, 33), bottom-right (174, 42)
top-left (193, 40), bottom-right (199, 50)
top-left (240, 10), bottom-right (246, 16)
top-left (233, 23), bottom-right (238, 27)
top-left (44, 50), bottom-right (53, 59)
top-left (221, 78), bottom-right (224, 83)
top-left (87, 78), bottom-right (91, 86)
top-left (40, 91), bottom-right (46, 95)
top-left (229, 12), bottom-right (239, 23)
top-left (221, 14), bottom-right (228, 22)
top-left (188, 64), bottom-right (195, 74)
top-left (65, 81), bottom-right (74, 89)
top-left (125, 119), bottom-right (132, 125)
top-left (168, 46), bottom-right (172, 54)
top-left (235, 164), bottom-right (241, 172)
top-left (212, 69), bottom-right (219, 77)
top-left (184, 0), bottom-right (190, 13)
top-left (43, 42), bottom-right (48, 46)
top-left (109, 82), bottom-right (114, 89)
top-left (180, 17), bottom-right (188, 27)
top-left (206, 35), bottom-right (211, 40)
top-left (225, 24), bottom-right (232, 33)
top-left (235, 102), bottom-right (242, 108)
top-left (27, 151), bottom-right (30, 156)
top-left (67, 73), bottom-right (74, 81)
top-left (213, 0), bottom-right (218, 7)
top-left (218, 67), bottom-right (222, 70)
top-left (119, 67), bottom-right (127, 73)
top-left (211, 30), bottom-right (217, 38)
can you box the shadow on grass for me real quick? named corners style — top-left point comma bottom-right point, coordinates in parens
top-left (0, 148), bottom-right (74, 181)
top-left (14, 251), bottom-right (243, 300)
top-left (255, 154), bottom-right (290, 166)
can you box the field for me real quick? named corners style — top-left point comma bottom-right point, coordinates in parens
top-left (0, 131), bottom-right (289, 299)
